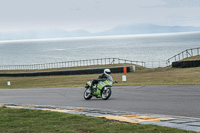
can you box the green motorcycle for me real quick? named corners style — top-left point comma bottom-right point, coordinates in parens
top-left (84, 76), bottom-right (117, 100)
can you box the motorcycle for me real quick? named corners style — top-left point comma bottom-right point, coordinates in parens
top-left (83, 75), bottom-right (118, 100)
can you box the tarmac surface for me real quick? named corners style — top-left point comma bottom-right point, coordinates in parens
top-left (0, 85), bottom-right (200, 131)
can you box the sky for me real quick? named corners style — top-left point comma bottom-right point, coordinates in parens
top-left (0, 0), bottom-right (200, 33)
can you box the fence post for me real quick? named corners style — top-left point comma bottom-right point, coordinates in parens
top-left (182, 52), bottom-right (184, 59)
top-left (111, 58), bottom-right (114, 64)
top-left (191, 49), bottom-right (193, 56)
top-left (186, 50), bottom-right (188, 58)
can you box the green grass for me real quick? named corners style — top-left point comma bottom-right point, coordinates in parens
top-left (0, 56), bottom-right (200, 89)
top-left (181, 55), bottom-right (200, 61)
top-left (1, 66), bottom-right (200, 89)
top-left (0, 107), bottom-right (194, 133)
top-left (0, 57), bottom-right (199, 132)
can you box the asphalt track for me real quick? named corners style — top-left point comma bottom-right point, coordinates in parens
top-left (0, 85), bottom-right (200, 118)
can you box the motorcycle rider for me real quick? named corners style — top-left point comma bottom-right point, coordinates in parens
top-left (90, 68), bottom-right (112, 93)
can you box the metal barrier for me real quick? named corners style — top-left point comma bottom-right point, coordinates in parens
top-left (172, 60), bottom-right (200, 68)
top-left (0, 66), bottom-right (135, 77)
top-left (0, 58), bottom-right (145, 70)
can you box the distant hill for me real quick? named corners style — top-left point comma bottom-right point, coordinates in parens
top-left (95, 24), bottom-right (200, 36)
top-left (1, 24), bottom-right (200, 40)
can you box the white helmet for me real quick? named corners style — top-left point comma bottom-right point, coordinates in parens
top-left (104, 69), bottom-right (111, 75)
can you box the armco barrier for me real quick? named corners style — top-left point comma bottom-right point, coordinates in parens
top-left (0, 66), bottom-right (135, 77)
top-left (172, 60), bottom-right (200, 68)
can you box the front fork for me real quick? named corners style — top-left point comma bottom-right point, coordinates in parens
top-left (85, 83), bottom-right (94, 95)
top-left (102, 87), bottom-right (107, 94)
top-left (85, 84), bottom-right (90, 89)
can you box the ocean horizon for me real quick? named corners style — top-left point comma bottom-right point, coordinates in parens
top-left (0, 32), bottom-right (200, 68)
top-left (1, 31), bottom-right (200, 42)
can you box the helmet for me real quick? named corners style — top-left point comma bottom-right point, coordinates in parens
top-left (104, 69), bottom-right (111, 75)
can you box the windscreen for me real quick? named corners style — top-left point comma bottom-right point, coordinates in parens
top-left (107, 75), bottom-right (113, 81)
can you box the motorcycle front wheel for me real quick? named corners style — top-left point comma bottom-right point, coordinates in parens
top-left (84, 88), bottom-right (92, 100)
top-left (101, 87), bottom-right (112, 100)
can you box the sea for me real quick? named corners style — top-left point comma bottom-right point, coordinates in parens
top-left (0, 32), bottom-right (200, 68)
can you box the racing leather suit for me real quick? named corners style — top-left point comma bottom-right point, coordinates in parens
top-left (90, 73), bottom-right (111, 90)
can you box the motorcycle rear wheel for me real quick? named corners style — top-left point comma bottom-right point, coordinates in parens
top-left (84, 88), bottom-right (92, 100)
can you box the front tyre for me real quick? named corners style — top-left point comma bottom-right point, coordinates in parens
top-left (84, 88), bottom-right (92, 100)
top-left (101, 87), bottom-right (112, 100)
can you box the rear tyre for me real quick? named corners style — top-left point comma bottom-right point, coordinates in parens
top-left (101, 87), bottom-right (111, 100)
top-left (84, 88), bottom-right (92, 100)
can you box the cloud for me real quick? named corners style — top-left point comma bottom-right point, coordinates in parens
top-left (0, 0), bottom-right (200, 32)
top-left (136, 0), bottom-right (166, 7)
top-left (163, 0), bottom-right (200, 7)
top-left (137, 0), bottom-right (200, 8)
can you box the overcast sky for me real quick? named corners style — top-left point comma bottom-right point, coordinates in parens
top-left (0, 0), bottom-right (200, 32)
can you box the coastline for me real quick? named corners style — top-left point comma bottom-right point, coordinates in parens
top-left (1, 31), bottom-right (200, 43)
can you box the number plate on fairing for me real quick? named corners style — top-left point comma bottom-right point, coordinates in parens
top-left (99, 81), bottom-right (106, 86)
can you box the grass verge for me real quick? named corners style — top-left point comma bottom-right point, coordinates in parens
top-left (0, 107), bottom-right (194, 133)
top-left (0, 56), bottom-right (200, 89)
top-left (1, 66), bottom-right (200, 89)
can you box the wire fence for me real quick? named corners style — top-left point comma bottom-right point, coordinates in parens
top-left (0, 58), bottom-right (145, 70)
top-left (145, 61), bottom-right (168, 68)
top-left (1, 48), bottom-right (200, 70)
top-left (166, 47), bottom-right (200, 66)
